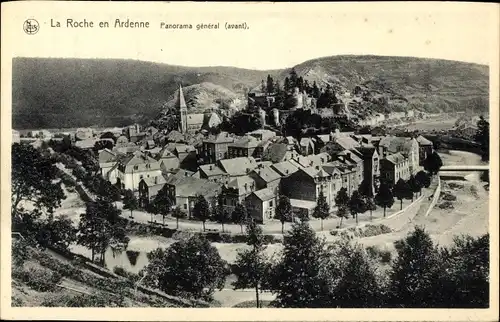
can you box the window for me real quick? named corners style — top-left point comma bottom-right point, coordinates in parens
top-left (269, 200), bottom-right (273, 207)
top-left (140, 175), bottom-right (144, 179)
top-left (184, 204), bottom-right (187, 209)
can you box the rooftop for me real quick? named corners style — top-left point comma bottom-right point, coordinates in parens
top-left (252, 187), bottom-right (277, 201)
top-left (271, 161), bottom-right (299, 177)
top-left (218, 156), bottom-right (258, 176)
top-left (385, 152), bottom-right (407, 164)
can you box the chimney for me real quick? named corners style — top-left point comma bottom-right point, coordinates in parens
top-left (209, 165), bottom-right (213, 171)
top-left (246, 168), bottom-right (251, 173)
top-left (285, 169), bottom-right (289, 174)
top-left (309, 161), bottom-right (313, 166)
top-left (315, 165), bottom-right (320, 170)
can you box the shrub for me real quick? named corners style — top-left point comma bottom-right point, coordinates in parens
top-left (330, 230), bottom-right (339, 236)
top-left (441, 192), bottom-right (457, 201)
top-left (358, 224), bottom-right (392, 238)
top-left (365, 245), bottom-right (392, 264)
top-left (12, 266), bottom-right (63, 292)
top-left (12, 239), bottom-right (28, 267)
top-left (11, 297), bottom-right (24, 307)
top-left (438, 201), bottom-right (454, 209)
top-left (113, 266), bottom-right (140, 283)
top-left (380, 250), bottom-right (392, 263)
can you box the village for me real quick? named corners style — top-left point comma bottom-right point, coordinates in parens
top-left (13, 79), bottom-right (441, 227)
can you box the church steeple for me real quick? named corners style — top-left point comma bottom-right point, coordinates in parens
top-left (177, 84), bottom-right (188, 133)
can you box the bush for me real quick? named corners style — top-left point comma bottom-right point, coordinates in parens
top-left (11, 297), bottom-right (24, 307)
top-left (365, 245), bottom-right (392, 264)
top-left (12, 266), bottom-right (63, 292)
top-left (113, 266), bottom-right (140, 283)
top-left (438, 201), bottom-right (454, 209)
top-left (359, 224), bottom-right (392, 238)
top-left (330, 230), bottom-right (339, 236)
top-left (441, 192), bottom-right (457, 201)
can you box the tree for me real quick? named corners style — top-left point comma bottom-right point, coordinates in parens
top-left (171, 206), bottom-right (186, 230)
top-left (375, 181), bottom-right (394, 217)
top-left (72, 165), bottom-right (88, 182)
top-left (232, 203), bottom-right (249, 234)
top-left (93, 140), bottom-right (113, 152)
top-left (335, 188), bottom-right (350, 227)
top-left (312, 190), bottom-right (329, 230)
top-left (266, 74), bottom-right (274, 94)
top-left (415, 170), bottom-right (431, 190)
top-left (192, 195), bottom-right (211, 231)
top-left (322, 240), bottom-right (382, 308)
top-left (423, 151), bottom-right (443, 175)
top-left (363, 196), bottom-right (376, 221)
top-left (348, 190), bottom-right (365, 225)
top-left (78, 196), bottom-right (129, 263)
top-left (213, 193), bottom-right (230, 232)
top-left (312, 81), bottom-right (320, 99)
top-left (123, 189), bottom-right (138, 219)
top-left (152, 185), bottom-right (172, 226)
top-left (393, 178), bottom-right (412, 210)
top-left (39, 215), bottom-right (78, 250)
top-left (11, 144), bottom-right (65, 230)
top-left (144, 235), bottom-right (228, 300)
top-left (284, 77), bottom-right (291, 93)
top-left (275, 195), bottom-right (292, 233)
top-left (270, 220), bottom-right (330, 307)
top-left (389, 226), bottom-right (443, 307)
top-left (474, 116), bottom-right (489, 161)
top-left (233, 219), bottom-right (269, 308)
top-left (437, 234), bottom-right (489, 308)
top-left (407, 174), bottom-right (421, 201)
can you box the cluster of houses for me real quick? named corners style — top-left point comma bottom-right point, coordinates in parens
top-left (97, 121), bottom-right (434, 223)
top-left (14, 82), bottom-right (436, 224)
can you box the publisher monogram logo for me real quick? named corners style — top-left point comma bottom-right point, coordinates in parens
top-left (23, 19), bottom-right (39, 35)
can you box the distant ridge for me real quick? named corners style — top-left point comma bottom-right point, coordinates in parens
top-left (12, 56), bottom-right (488, 129)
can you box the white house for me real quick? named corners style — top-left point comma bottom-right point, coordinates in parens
top-left (116, 151), bottom-right (162, 191)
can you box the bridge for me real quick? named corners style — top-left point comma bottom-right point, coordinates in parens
top-left (439, 165), bottom-right (489, 172)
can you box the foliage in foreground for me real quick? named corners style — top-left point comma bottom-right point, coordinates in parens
top-left (143, 235), bottom-right (229, 301)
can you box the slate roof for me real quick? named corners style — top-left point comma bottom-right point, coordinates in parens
top-left (251, 187), bottom-right (277, 201)
top-left (227, 176), bottom-right (256, 195)
top-left (416, 135), bottom-right (433, 146)
top-left (174, 144), bottom-right (196, 154)
top-left (98, 148), bottom-right (117, 164)
top-left (379, 136), bottom-right (416, 155)
top-left (119, 151), bottom-right (161, 173)
top-left (218, 157), bottom-right (258, 176)
top-left (229, 136), bottom-right (261, 149)
top-left (385, 152), bottom-right (406, 164)
top-left (250, 166), bottom-right (281, 183)
top-left (199, 164), bottom-right (226, 177)
top-left (141, 175), bottom-right (167, 187)
top-left (333, 135), bottom-right (360, 150)
top-left (262, 143), bottom-right (290, 163)
top-left (173, 177), bottom-right (222, 198)
top-left (301, 166), bottom-right (331, 179)
top-left (271, 161), bottom-right (299, 177)
top-left (204, 131), bottom-right (234, 144)
top-left (187, 114), bottom-right (205, 126)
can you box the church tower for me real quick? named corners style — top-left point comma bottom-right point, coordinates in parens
top-left (177, 84), bottom-right (188, 133)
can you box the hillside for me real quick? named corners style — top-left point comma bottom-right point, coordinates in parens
top-left (283, 55), bottom-right (489, 114)
top-left (12, 58), bottom-right (280, 129)
top-left (12, 244), bottom-right (211, 308)
top-left (12, 56), bottom-right (489, 129)
top-left (163, 82), bottom-right (245, 113)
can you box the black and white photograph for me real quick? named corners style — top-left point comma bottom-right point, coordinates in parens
top-left (1, 1), bottom-right (498, 320)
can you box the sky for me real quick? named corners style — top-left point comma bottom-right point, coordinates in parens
top-left (2, 2), bottom-right (498, 70)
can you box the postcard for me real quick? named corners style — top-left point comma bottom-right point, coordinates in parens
top-left (1, 1), bottom-right (498, 321)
